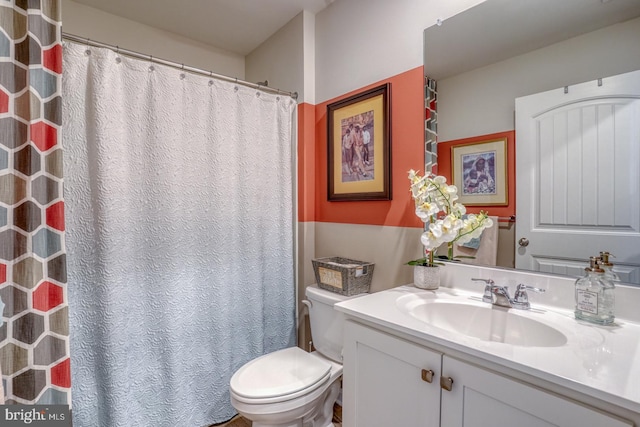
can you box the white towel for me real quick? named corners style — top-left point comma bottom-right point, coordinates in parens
top-left (453, 216), bottom-right (499, 266)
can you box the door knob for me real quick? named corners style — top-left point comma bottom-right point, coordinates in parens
top-left (518, 238), bottom-right (529, 247)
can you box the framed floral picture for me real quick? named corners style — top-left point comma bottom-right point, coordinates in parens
top-left (451, 137), bottom-right (508, 206)
top-left (327, 83), bottom-right (391, 201)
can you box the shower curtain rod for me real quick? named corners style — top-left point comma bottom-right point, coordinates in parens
top-left (62, 33), bottom-right (299, 100)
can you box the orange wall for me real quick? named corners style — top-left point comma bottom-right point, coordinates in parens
top-left (304, 66), bottom-right (425, 228)
top-left (297, 69), bottom-right (516, 229)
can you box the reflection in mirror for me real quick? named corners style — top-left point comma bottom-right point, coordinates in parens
top-left (423, 0), bottom-right (640, 284)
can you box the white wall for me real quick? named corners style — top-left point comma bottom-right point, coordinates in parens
top-left (438, 16), bottom-right (640, 141)
top-left (314, 0), bottom-right (485, 103)
top-left (61, 0), bottom-right (245, 78)
top-left (245, 10), bottom-right (316, 105)
top-left (245, 11), bottom-right (307, 102)
top-left (302, 11), bottom-right (316, 105)
top-left (307, 0), bottom-right (486, 290)
top-left (246, 0), bottom-right (486, 104)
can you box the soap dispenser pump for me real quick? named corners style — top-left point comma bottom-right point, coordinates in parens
top-left (598, 251), bottom-right (620, 282)
top-left (574, 256), bottom-right (615, 325)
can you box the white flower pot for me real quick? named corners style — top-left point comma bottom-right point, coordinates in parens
top-left (413, 265), bottom-right (440, 290)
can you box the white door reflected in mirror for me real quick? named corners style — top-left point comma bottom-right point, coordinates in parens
top-left (515, 69), bottom-right (640, 284)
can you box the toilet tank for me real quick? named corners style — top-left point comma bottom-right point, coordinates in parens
top-left (304, 285), bottom-right (363, 363)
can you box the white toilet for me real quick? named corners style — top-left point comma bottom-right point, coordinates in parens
top-left (229, 285), bottom-right (360, 427)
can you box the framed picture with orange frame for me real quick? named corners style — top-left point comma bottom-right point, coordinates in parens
top-left (451, 137), bottom-right (508, 206)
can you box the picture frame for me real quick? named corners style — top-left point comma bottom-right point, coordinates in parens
top-left (327, 83), bottom-right (391, 201)
top-left (451, 137), bottom-right (508, 206)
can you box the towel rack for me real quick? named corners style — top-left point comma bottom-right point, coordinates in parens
top-left (497, 215), bottom-right (516, 223)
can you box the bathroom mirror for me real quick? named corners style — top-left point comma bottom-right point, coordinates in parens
top-left (423, 0), bottom-right (640, 284)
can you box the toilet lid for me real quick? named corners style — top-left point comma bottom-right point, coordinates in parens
top-left (230, 347), bottom-right (331, 401)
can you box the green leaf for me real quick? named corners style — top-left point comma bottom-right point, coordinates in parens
top-left (406, 258), bottom-right (445, 267)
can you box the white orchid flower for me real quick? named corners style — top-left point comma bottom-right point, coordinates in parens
top-left (421, 227), bottom-right (442, 250)
top-left (408, 170), bottom-right (493, 263)
top-left (438, 215), bottom-right (462, 243)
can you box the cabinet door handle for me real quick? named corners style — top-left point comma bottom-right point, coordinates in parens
top-left (421, 369), bottom-right (434, 383)
top-left (440, 376), bottom-right (454, 391)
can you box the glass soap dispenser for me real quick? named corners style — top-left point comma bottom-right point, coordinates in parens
top-left (575, 256), bottom-right (615, 325)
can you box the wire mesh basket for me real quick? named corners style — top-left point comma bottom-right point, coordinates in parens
top-left (312, 257), bottom-right (374, 296)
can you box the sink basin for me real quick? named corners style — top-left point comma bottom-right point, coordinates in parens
top-left (397, 297), bottom-right (568, 347)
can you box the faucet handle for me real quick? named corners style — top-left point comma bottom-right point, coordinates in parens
top-left (516, 284), bottom-right (545, 294)
top-left (471, 278), bottom-right (495, 303)
top-left (471, 278), bottom-right (494, 285)
top-left (512, 284), bottom-right (545, 309)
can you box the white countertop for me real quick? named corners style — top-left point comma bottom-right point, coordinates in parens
top-left (335, 285), bottom-right (640, 414)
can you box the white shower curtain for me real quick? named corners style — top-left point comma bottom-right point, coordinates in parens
top-left (62, 42), bottom-right (296, 426)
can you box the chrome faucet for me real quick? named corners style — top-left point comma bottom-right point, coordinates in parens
top-left (471, 278), bottom-right (545, 309)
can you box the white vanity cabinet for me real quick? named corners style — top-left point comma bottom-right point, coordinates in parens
top-left (440, 356), bottom-right (631, 427)
top-left (343, 320), bottom-right (633, 427)
top-left (342, 319), bottom-right (442, 427)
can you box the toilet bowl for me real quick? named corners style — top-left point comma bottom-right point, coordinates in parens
top-left (229, 285), bottom-right (362, 427)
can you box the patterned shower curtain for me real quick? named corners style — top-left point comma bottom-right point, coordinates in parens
top-left (0, 0), bottom-right (71, 405)
top-left (62, 42), bottom-right (296, 426)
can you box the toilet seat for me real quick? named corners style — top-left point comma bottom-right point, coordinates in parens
top-left (230, 347), bottom-right (332, 404)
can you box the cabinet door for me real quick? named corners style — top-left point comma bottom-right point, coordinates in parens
top-left (342, 320), bottom-right (442, 427)
top-left (440, 356), bottom-right (632, 427)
